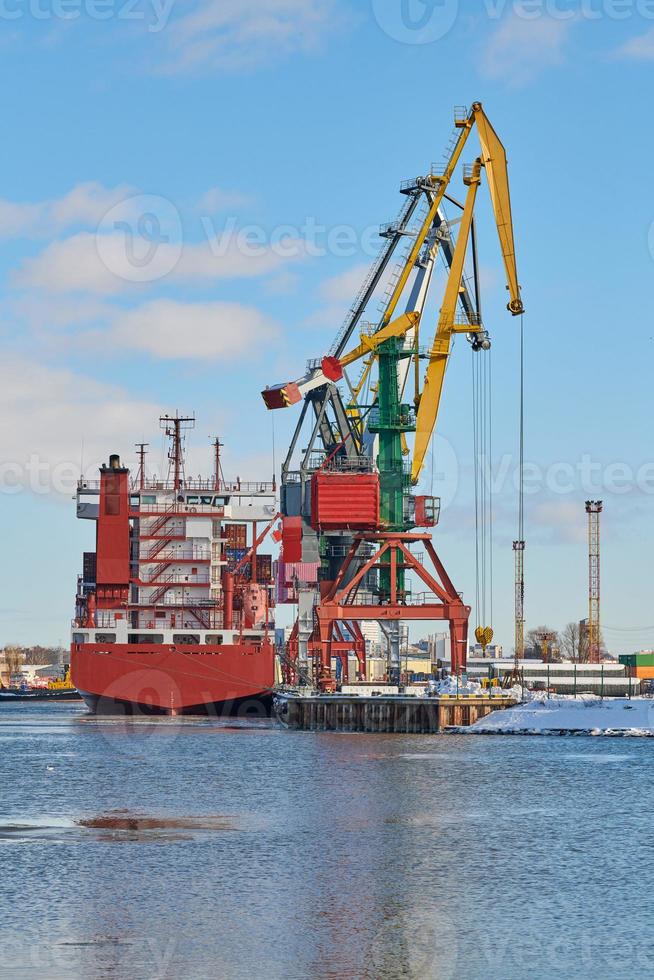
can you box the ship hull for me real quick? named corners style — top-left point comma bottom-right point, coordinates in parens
top-left (71, 642), bottom-right (275, 717)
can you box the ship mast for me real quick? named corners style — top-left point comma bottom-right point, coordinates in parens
top-left (211, 437), bottom-right (225, 491)
top-left (135, 442), bottom-right (149, 491)
top-left (160, 413), bottom-right (195, 490)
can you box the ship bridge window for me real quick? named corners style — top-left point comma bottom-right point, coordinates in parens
top-left (95, 633), bottom-right (116, 644)
top-left (142, 495), bottom-right (156, 505)
top-left (186, 496), bottom-right (199, 505)
top-left (128, 633), bottom-right (164, 645)
top-left (73, 633), bottom-right (89, 644)
top-left (214, 496), bottom-right (228, 506)
top-left (172, 634), bottom-right (201, 645)
top-left (200, 496), bottom-right (214, 506)
top-left (205, 635), bottom-right (224, 646)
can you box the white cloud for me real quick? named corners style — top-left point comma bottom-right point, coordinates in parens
top-left (305, 261), bottom-right (390, 331)
top-left (480, 14), bottom-right (572, 86)
top-left (616, 28), bottom-right (654, 59)
top-left (14, 230), bottom-right (306, 295)
top-left (0, 182), bottom-right (133, 240)
top-left (0, 352), bottom-right (280, 499)
top-left (263, 270), bottom-right (300, 296)
top-left (107, 299), bottom-right (279, 359)
top-left (531, 501), bottom-right (588, 544)
top-left (319, 263), bottom-right (370, 304)
top-left (0, 356), bottom-right (162, 497)
top-left (196, 187), bottom-right (254, 212)
top-left (158, 0), bottom-right (345, 74)
top-left (11, 294), bottom-right (114, 331)
top-left (49, 183), bottom-right (135, 228)
top-left (14, 233), bottom-right (127, 295)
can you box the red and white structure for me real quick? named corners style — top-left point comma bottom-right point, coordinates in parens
top-left (71, 417), bottom-right (278, 716)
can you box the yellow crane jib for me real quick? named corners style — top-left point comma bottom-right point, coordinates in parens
top-left (379, 102), bottom-right (524, 335)
top-left (411, 158), bottom-right (482, 486)
top-left (471, 102), bottom-right (524, 316)
top-left (339, 312), bottom-right (421, 369)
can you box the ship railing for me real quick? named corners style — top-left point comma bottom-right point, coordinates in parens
top-left (95, 612), bottom-right (119, 627)
top-left (140, 548), bottom-right (210, 562)
top-left (135, 504), bottom-right (214, 515)
top-left (132, 597), bottom-right (219, 610)
top-left (77, 478), bottom-right (276, 494)
top-left (142, 573), bottom-right (211, 586)
top-left (336, 589), bottom-right (451, 607)
top-left (137, 479), bottom-right (276, 494)
top-left (312, 455), bottom-right (376, 474)
top-left (71, 613), bottom-right (118, 628)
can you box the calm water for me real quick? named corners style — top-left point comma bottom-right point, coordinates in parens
top-left (1, 702), bottom-right (653, 980)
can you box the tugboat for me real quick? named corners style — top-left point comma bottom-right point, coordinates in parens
top-left (0, 668), bottom-right (82, 702)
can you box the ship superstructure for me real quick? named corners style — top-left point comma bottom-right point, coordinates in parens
top-left (71, 414), bottom-right (278, 715)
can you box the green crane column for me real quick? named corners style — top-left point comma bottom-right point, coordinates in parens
top-left (377, 338), bottom-right (405, 532)
top-left (368, 338), bottom-right (416, 685)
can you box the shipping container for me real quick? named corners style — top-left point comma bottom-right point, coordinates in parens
top-left (255, 554), bottom-right (273, 583)
top-left (274, 559), bottom-right (320, 603)
top-left (226, 547), bottom-right (248, 571)
top-left (311, 473), bottom-right (380, 531)
top-left (223, 523), bottom-right (248, 549)
top-left (282, 516), bottom-right (303, 563)
top-left (620, 653), bottom-right (654, 668)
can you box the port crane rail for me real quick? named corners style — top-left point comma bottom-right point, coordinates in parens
top-left (264, 103), bottom-right (523, 690)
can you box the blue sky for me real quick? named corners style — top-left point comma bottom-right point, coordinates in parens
top-left (2, 0), bottom-right (654, 653)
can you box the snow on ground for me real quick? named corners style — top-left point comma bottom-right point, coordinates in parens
top-left (427, 677), bottom-right (524, 700)
top-left (460, 695), bottom-right (654, 736)
top-left (428, 677), bottom-right (483, 696)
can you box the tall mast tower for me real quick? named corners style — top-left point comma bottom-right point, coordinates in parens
top-left (513, 540), bottom-right (525, 662)
top-left (585, 500), bottom-right (603, 664)
top-left (160, 413), bottom-right (195, 491)
top-left (211, 437), bottom-right (225, 492)
top-left (135, 443), bottom-right (149, 491)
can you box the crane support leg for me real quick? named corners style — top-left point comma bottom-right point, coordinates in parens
top-left (314, 532), bottom-right (470, 691)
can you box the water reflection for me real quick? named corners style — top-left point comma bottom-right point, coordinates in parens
top-left (2, 704), bottom-right (654, 979)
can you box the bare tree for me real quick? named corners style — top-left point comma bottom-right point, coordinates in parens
top-left (526, 626), bottom-right (561, 661)
top-left (561, 622), bottom-right (582, 662)
top-left (23, 646), bottom-right (65, 666)
top-left (562, 623), bottom-right (607, 662)
top-left (3, 645), bottom-right (24, 683)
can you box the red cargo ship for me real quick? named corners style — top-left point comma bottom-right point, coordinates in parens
top-left (71, 415), bottom-right (278, 716)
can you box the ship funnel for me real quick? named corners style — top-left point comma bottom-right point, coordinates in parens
top-left (109, 454), bottom-right (121, 470)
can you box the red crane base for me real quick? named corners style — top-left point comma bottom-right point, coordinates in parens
top-left (307, 532), bottom-right (471, 692)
